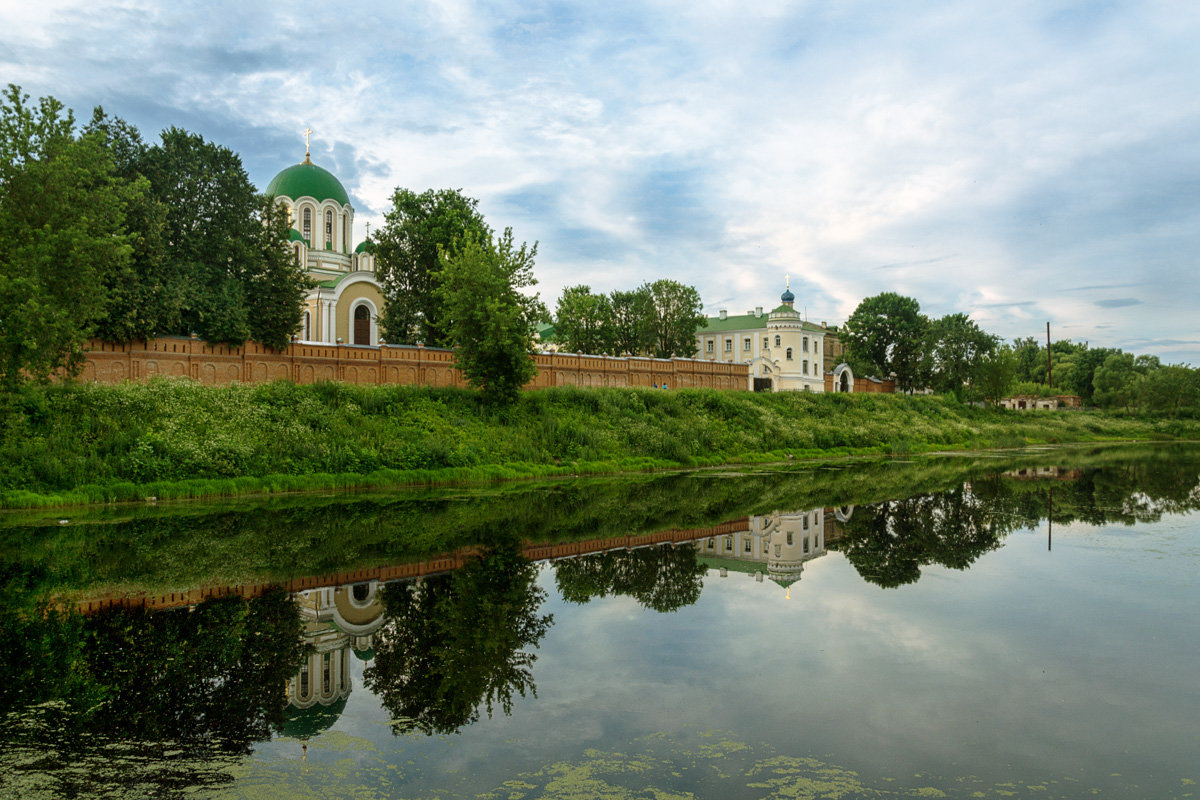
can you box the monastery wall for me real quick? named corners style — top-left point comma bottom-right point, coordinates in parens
top-left (78, 335), bottom-right (748, 391)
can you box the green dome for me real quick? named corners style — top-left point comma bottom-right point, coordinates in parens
top-left (266, 161), bottom-right (350, 206)
top-left (277, 696), bottom-right (348, 740)
top-left (288, 228), bottom-right (307, 243)
top-left (354, 239), bottom-right (375, 254)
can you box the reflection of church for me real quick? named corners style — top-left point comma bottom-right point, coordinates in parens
top-left (264, 131), bottom-right (384, 345)
top-left (279, 580), bottom-right (386, 740)
top-left (697, 507), bottom-right (854, 593)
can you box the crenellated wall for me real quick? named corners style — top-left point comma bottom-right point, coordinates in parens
top-left (77, 336), bottom-right (749, 391)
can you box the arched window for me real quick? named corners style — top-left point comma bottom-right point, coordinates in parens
top-left (786, 347), bottom-right (793, 360)
top-left (774, 335), bottom-right (781, 346)
top-left (353, 304), bottom-right (371, 345)
top-left (325, 210), bottom-right (333, 248)
top-left (803, 360), bottom-right (808, 374)
top-left (303, 311), bottom-right (310, 340)
top-left (342, 212), bottom-right (349, 252)
top-left (293, 244), bottom-right (302, 264)
top-left (302, 208), bottom-right (311, 242)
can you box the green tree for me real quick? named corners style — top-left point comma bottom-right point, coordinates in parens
top-left (975, 345), bottom-right (1018, 406)
top-left (435, 228), bottom-right (547, 403)
top-left (841, 292), bottom-right (927, 391)
top-left (925, 313), bottom-right (998, 401)
top-left (83, 108), bottom-right (179, 343)
top-left (642, 279), bottom-right (706, 358)
top-left (1140, 364), bottom-right (1199, 417)
top-left (554, 284), bottom-right (614, 354)
top-left (140, 128), bottom-right (264, 344)
top-left (1012, 336), bottom-right (1045, 383)
top-left (0, 85), bottom-right (137, 387)
top-left (373, 188), bottom-right (491, 346)
top-left (245, 195), bottom-right (312, 349)
top-left (609, 287), bottom-right (654, 355)
top-left (1092, 352), bottom-right (1141, 410)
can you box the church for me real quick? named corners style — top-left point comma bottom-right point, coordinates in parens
top-left (264, 136), bottom-right (385, 346)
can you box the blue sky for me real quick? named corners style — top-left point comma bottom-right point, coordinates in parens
top-left (4, 0), bottom-right (1198, 362)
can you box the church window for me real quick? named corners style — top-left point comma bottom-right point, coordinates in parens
top-left (325, 210), bottom-right (333, 248)
top-left (302, 208), bottom-right (311, 242)
top-left (322, 652), bottom-right (331, 694)
top-left (803, 360), bottom-right (809, 375)
top-left (787, 532), bottom-right (793, 546)
top-left (354, 304), bottom-right (371, 345)
top-left (774, 335), bottom-right (781, 346)
top-left (294, 244), bottom-right (302, 265)
top-left (786, 347), bottom-right (793, 360)
top-left (343, 213), bottom-right (349, 252)
top-left (303, 312), bottom-right (310, 340)
top-left (299, 663), bottom-right (309, 697)
top-left (803, 337), bottom-right (809, 352)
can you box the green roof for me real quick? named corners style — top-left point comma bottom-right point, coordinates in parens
top-left (697, 309), bottom-right (827, 334)
top-left (266, 161), bottom-right (350, 205)
top-left (354, 239), bottom-right (375, 254)
top-left (288, 228), bottom-right (307, 243)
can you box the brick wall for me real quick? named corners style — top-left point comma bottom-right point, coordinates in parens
top-left (78, 336), bottom-right (749, 391)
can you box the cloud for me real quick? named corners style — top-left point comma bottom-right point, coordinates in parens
top-left (1094, 298), bottom-right (1142, 308)
top-left (3, 0), bottom-right (1199, 363)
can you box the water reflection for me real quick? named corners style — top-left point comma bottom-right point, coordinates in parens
top-left (2, 445), bottom-right (1199, 797)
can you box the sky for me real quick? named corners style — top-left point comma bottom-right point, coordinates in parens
top-left (3, 0), bottom-right (1199, 362)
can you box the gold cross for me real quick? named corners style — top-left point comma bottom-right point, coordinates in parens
top-left (303, 127), bottom-right (313, 162)
top-left (786, 273), bottom-right (790, 289)
top-left (365, 221), bottom-right (371, 237)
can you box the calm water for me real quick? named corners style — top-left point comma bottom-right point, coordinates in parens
top-left (2, 444), bottom-right (1198, 798)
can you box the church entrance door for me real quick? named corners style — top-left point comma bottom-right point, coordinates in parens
top-left (353, 305), bottom-right (370, 345)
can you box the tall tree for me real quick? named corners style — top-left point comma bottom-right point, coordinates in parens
top-left (84, 108), bottom-right (178, 343)
top-left (974, 345), bottom-right (1017, 407)
top-left (373, 188), bottom-right (491, 346)
top-left (0, 85), bottom-right (137, 387)
top-left (554, 284), bottom-right (614, 354)
top-left (609, 287), bottom-right (654, 355)
top-left (245, 196), bottom-right (312, 349)
top-left (140, 128), bottom-right (263, 344)
top-left (925, 313), bottom-right (998, 401)
top-left (841, 292), bottom-right (927, 391)
top-left (643, 279), bottom-right (706, 358)
top-left (435, 228), bottom-right (547, 404)
top-left (1093, 352), bottom-right (1143, 411)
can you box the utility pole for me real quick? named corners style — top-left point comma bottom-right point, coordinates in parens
top-left (1046, 321), bottom-right (1053, 390)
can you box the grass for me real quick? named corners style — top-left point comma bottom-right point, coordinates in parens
top-left (1, 378), bottom-right (1197, 509)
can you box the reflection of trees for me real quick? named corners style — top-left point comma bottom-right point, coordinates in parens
top-left (0, 589), bottom-right (304, 798)
top-left (363, 541), bottom-right (552, 736)
top-left (553, 544), bottom-right (708, 613)
top-left (831, 488), bottom-right (1013, 588)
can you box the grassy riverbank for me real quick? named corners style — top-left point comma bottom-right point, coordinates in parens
top-left (2, 379), bottom-right (1197, 508)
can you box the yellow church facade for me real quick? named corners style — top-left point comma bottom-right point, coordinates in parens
top-left (265, 139), bottom-right (385, 347)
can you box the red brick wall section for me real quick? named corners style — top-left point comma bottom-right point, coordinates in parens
top-left (76, 336), bottom-right (749, 391)
top-left (822, 372), bottom-right (896, 394)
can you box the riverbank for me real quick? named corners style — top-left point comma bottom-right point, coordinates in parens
top-left (2, 379), bottom-right (1197, 508)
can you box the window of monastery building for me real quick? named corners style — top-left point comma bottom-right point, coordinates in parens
top-left (325, 210), bottom-right (334, 248)
top-left (803, 360), bottom-right (808, 374)
top-left (803, 337), bottom-right (809, 352)
top-left (786, 347), bottom-right (793, 360)
top-left (775, 335), bottom-right (781, 346)
top-left (725, 338), bottom-right (732, 352)
top-left (763, 337), bottom-right (769, 348)
top-left (706, 339), bottom-right (714, 353)
top-left (743, 337), bottom-right (751, 351)
top-left (302, 207), bottom-right (312, 241)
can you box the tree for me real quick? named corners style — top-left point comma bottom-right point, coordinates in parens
top-left (140, 128), bottom-right (265, 344)
top-left (84, 108), bottom-right (179, 343)
top-left (554, 284), bottom-right (614, 354)
top-left (975, 345), bottom-right (1018, 406)
top-left (373, 188), bottom-right (491, 346)
top-left (841, 292), bottom-right (927, 391)
top-left (0, 85), bottom-right (137, 388)
top-left (925, 313), bottom-right (997, 401)
top-left (554, 545), bottom-right (708, 613)
top-left (609, 287), bottom-right (654, 355)
top-left (1140, 364), bottom-right (1199, 417)
top-left (1092, 352), bottom-right (1141, 411)
top-left (244, 195), bottom-right (312, 349)
top-left (435, 228), bottom-right (547, 403)
top-left (642, 279), bottom-right (706, 358)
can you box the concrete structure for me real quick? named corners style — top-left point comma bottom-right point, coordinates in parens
top-left (999, 394), bottom-right (1082, 410)
top-left (265, 134), bottom-right (384, 346)
top-left (696, 280), bottom-right (827, 392)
